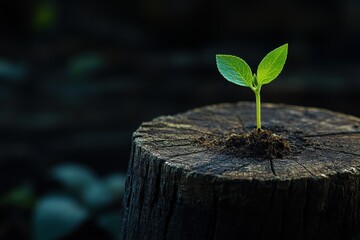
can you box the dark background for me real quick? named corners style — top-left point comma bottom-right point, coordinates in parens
top-left (0, 0), bottom-right (359, 239)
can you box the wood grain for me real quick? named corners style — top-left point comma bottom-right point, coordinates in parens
top-left (121, 102), bottom-right (360, 240)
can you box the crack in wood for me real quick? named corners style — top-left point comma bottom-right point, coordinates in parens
top-left (303, 131), bottom-right (360, 138)
top-left (270, 159), bottom-right (277, 176)
top-left (163, 171), bottom-right (180, 239)
top-left (312, 146), bottom-right (360, 157)
top-left (124, 142), bottom-right (137, 209)
top-left (295, 160), bottom-right (315, 176)
top-left (137, 154), bottom-right (150, 231)
top-left (140, 123), bottom-right (221, 137)
top-left (302, 180), bottom-right (310, 233)
top-left (167, 150), bottom-right (208, 159)
top-left (256, 181), bottom-right (276, 240)
top-left (186, 116), bottom-right (222, 123)
top-left (210, 185), bottom-right (218, 240)
top-left (156, 143), bottom-right (193, 148)
top-left (142, 142), bottom-right (193, 149)
top-left (150, 162), bottom-right (162, 210)
top-left (279, 180), bottom-right (294, 240)
top-left (147, 138), bottom-right (195, 143)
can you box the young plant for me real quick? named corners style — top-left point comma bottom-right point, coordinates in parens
top-left (216, 44), bottom-right (288, 129)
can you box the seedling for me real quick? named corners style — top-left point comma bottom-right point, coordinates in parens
top-left (216, 44), bottom-right (288, 129)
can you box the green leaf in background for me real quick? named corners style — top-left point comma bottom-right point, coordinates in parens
top-left (32, 2), bottom-right (56, 32)
top-left (97, 212), bottom-right (123, 239)
top-left (34, 195), bottom-right (88, 240)
top-left (0, 184), bottom-right (35, 209)
top-left (104, 174), bottom-right (127, 199)
top-left (216, 55), bottom-right (253, 87)
top-left (51, 164), bottom-right (96, 193)
top-left (256, 43), bottom-right (288, 85)
top-left (67, 53), bottom-right (105, 79)
top-left (82, 173), bottom-right (126, 209)
top-left (81, 181), bottom-right (112, 209)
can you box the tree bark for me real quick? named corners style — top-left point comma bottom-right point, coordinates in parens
top-left (120, 102), bottom-right (360, 240)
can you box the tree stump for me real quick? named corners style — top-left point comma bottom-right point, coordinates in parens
top-left (120, 102), bottom-right (360, 240)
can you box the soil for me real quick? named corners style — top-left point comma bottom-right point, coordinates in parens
top-left (196, 128), bottom-right (295, 160)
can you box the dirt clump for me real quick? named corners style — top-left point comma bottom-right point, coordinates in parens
top-left (196, 129), bottom-right (291, 159)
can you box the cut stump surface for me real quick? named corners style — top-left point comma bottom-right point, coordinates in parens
top-left (121, 102), bottom-right (360, 240)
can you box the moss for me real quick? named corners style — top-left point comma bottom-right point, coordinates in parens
top-left (196, 129), bottom-right (291, 160)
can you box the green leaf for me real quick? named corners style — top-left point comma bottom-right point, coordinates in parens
top-left (257, 43), bottom-right (288, 85)
top-left (51, 164), bottom-right (97, 193)
top-left (34, 195), bottom-right (88, 240)
top-left (216, 54), bottom-right (253, 87)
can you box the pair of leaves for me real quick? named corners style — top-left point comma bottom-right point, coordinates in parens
top-left (216, 44), bottom-right (288, 89)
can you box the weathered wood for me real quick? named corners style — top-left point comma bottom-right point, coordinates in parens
top-left (120, 102), bottom-right (360, 240)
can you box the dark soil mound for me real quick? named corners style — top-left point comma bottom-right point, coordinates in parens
top-left (196, 129), bottom-right (291, 159)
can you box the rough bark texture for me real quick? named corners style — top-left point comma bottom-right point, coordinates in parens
top-left (120, 102), bottom-right (360, 240)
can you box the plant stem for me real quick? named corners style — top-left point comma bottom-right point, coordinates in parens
top-left (255, 89), bottom-right (261, 129)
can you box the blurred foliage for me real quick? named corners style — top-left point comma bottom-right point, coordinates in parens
top-left (0, 60), bottom-right (27, 80)
top-left (34, 195), bottom-right (88, 240)
top-left (0, 185), bottom-right (35, 209)
top-left (0, 163), bottom-right (126, 240)
top-left (67, 53), bottom-right (105, 79)
top-left (52, 164), bottom-right (97, 193)
top-left (32, 1), bottom-right (56, 32)
top-left (34, 164), bottom-right (126, 240)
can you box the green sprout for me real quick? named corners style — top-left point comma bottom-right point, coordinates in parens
top-left (216, 44), bottom-right (288, 129)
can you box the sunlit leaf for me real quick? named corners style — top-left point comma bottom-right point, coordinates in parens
top-left (216, 55), bottom-right (253, 87)
top-left (257, 43), bottom-right (288, 85)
